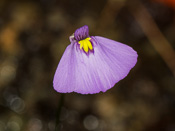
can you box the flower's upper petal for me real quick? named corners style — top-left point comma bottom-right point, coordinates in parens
top-left (74, 25), bottom-right (89, 41)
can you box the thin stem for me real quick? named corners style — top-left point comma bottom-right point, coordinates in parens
top-left (55, 93), bottom-right (65, 131)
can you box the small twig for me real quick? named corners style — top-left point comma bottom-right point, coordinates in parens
top-left (128, 0), bottom-right (175, 77)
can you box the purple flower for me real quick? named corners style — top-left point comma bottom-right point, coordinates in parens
top-left (53, 25), bottom-right (138, 94)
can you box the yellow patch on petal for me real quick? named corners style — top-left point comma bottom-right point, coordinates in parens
top-left (78, 37), bottom-right (93, 53)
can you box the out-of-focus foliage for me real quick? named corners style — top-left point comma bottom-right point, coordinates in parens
top-left (0, 0), bottom-right (175, 131)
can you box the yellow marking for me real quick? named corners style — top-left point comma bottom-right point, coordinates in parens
top-left (78, 37), bottom-right (93, 53)
top-left (87, 40), bottom-right (93, 50)
top-left (80, 41), bottom-right (83, 49)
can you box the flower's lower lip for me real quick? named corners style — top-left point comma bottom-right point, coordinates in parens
top-left (54, 25), bottom-right (138, 94)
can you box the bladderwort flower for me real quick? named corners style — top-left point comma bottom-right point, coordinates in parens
top-left (53, 25), bottom-right (138, 94)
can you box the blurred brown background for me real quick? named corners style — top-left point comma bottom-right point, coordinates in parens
top-left (0, 0), bottom-right (175, 131)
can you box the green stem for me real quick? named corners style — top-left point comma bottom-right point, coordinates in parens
top-left (55, 94), bottom-right (65, 131)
